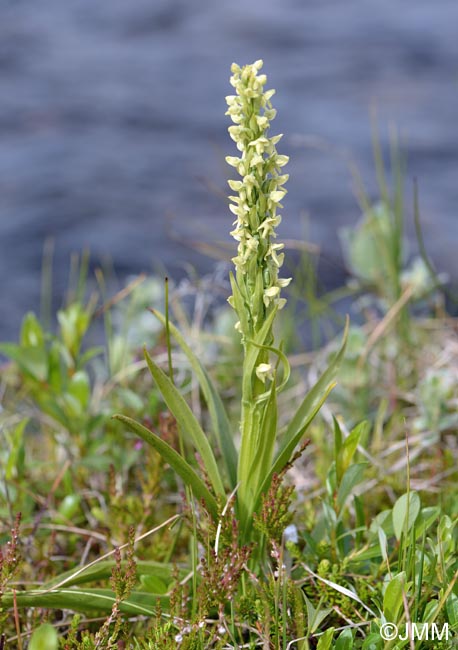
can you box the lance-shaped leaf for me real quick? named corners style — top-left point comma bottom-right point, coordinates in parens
top-left (1, 588), bottom-right (161, 616)
top-left (150, 308), bottom-right (237, 489)
top-left (239, 377), bottom-right (278, 533)
top-left (143, 348), bottom-right (225, 498)
top-left (113, 414), bottom-right (219, 520)
top-left (42, 559), bottom-right (185, 590)
top-left (254, 318), bottom-right (348, 508)
top-left (237, 337), bottom-right (289, 531)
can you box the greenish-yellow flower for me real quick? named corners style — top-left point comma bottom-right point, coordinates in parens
top-left (226, 59), bottom-right (291, 339)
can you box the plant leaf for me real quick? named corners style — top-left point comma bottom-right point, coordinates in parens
top-left (0, 343), bottom-right (48, 382)
top-left (338, 420), bottom-right (369, 483)
top-left (113, 414), bottom-right (219, 520)
top-left (333, 417), bottom-right (343, 478)
top-left (255, 318), bottom-right (349, 506)
top-left (143, 348), bottom-right (225, 498)
top-left (336, 462), bottom-right (368, 510)
top-left (335, 628), bottom-right (354, 650)
top-left (303, 594), bottom-right (332, 634)
top-left (377, 526), bottom-right (388, 564)
top-left (302, 564), bottom-right (377, 618)
top-left (274, 317), bottom-right (348, 473)
top-left (29, 623), bottom-right (59, 650)
top-left (243, 377), bottom-right (278, 513)
top-left (414, 506), bottom-right (440, 540)
top-left (316, 628), bottom-right (335, 650)
top-left (150, 309), bottom-right (237, 489)
top-left (1, 588), bottom-right (161, 615)
top-left (383, 571), bottom-right (406, 622)
top-left (42, 560), bottom-right (185, 590)
top-left (446, 592), bottom-right (458, 629)
top-left (392, 492), bottom-right (421, 541)
top-left (139, 575), bottom-right (168, 594)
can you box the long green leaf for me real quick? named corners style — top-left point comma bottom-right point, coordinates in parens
top-left (113, 414), bottom-right (219, 520)
top-left (1, 588), bottom-right (161, 615)
top-left (150, 309), bottom-right (237, 489)
top-left (143, 349), bottom-right (225, 499)
top-left (250, 378), bottom-right (278, 498)
top-left (255, 318), bottom-right (348, 506)
top-left (42, 560), bottom-right (186, 590)
top-left (275, 318), bottom-right (348, 469)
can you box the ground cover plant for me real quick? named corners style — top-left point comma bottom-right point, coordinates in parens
top-left (0, 61), bottom-right (457, 649)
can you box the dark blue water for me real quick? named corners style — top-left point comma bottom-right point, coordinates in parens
top-left (1, 0), bottom-right (458, 338)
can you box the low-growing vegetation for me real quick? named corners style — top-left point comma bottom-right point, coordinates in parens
top-left (0, 61), bottom-right (457, 649)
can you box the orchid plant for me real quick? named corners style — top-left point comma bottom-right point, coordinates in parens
top-left (115, 60), bottom-right (347, 551)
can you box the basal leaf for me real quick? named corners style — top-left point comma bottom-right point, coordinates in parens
top-left (271, 317), bottom-right (348, 480)
top-left (139, 575), bottom-right (168, 594)
top-left (1, 588), bottom-right (161, 615)
top-left (113, 414), bottom-right (219, 520)
top-left (143, 349), bottom-right (225, 498)
top-left (150, 309), bottom-right (237, 489)
top-left (252, 320), bottom-right (348, 510)
top-left (42, 559), bottom-right (185, 590)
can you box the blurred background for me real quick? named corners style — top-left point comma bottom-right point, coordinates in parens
top-left (1, 0), bottom-right (457, 339)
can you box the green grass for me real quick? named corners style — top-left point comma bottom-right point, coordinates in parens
top-left (0, 61), bottom-right (457, 649)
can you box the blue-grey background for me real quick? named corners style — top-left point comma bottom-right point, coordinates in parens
top-left (1, 0), bottom-right (457, 339)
